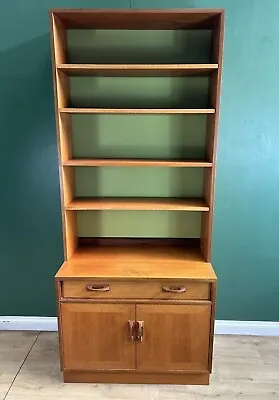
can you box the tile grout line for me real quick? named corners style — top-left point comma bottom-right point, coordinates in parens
top-left (3, 332), bottom-right (40, 400)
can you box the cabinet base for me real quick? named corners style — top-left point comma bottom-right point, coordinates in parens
top-left (63, 370), bottom-right (210, 385)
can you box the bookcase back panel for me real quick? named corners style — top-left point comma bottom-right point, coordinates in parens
top-left (69, 77), bottom-right (209, 109)
top-left (67, 30), bottom-right (212, 64)
top-left (72, 114), bottom-right (207, 160)
top-left (75, 167), bottom-right (204, 198)
top-left (77, 210), bottom-right (201, 238)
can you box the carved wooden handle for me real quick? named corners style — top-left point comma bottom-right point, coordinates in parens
top-left (128, 320), bottom-right (136, 341)
top-left (86, 284), bottom-right (110, 292)
top-left (136, 321), bottom-right (144, 342)
top-left (162, 286), bottom-right (186, 293)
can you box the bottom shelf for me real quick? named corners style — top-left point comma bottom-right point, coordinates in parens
top-left (56, 241), bottom-right (216, 281)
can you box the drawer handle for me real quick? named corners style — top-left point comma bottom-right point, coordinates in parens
top-left (162, 286), bottom-right (186, 293)
top-left (86, 284), bottom-right (110, 292)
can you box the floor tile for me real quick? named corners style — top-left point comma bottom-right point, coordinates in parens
top-left (0, 331), bottom-right (38, 400)
top-left (254, 336), bottom-right (279, 365)
top-left (213, 335), bottom-right (262, 361)
top-left (164, 382), bottom-right (279, 400)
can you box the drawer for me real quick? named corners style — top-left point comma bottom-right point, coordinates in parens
top-left (62, 280), bottom-right (210, 300)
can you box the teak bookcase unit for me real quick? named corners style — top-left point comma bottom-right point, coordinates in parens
top-left (50, 9), bottom-right (224, 385)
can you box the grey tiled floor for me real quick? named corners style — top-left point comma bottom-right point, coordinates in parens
top-left (0, 331), bottom-right (278, 399)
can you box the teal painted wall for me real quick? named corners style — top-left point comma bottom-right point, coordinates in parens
top-left (1, 0), bottom-right (279, 320)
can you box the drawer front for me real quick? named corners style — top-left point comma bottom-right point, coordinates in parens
top-left (63, 281), bottom-right (210, 300)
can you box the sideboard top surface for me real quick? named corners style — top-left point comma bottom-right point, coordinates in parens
top-left (56, 245), bottom-right (216, 281)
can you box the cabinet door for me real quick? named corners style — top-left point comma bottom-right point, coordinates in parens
top-left (136, 304), bottom-right (211, 372)
top-left (61, 303), bottom-right (136, 370)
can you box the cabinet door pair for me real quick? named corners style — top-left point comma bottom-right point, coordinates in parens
top-left (61, 302), bottom-right (211, 372)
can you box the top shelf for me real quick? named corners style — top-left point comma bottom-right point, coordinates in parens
top-left (51, 9), bottom-right (224, 30)
top-left (57, 64), bottom-right (218, 77)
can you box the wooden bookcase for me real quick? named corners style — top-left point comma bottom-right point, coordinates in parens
top-left (50, 9), bottom-right (224, 385)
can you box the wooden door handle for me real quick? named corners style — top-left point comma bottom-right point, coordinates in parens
top-left (128, 321), bottom-right (144, 342)
top-left (136, 321), bottom-right (144, 342)
top-left (86, 284), bottom-right (110, 292)
top-left (162, 286), bottom-right (186, 293)
top-left (128, 320), bottom-right (136, 341)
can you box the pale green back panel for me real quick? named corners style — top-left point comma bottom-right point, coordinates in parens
top-left (78, 211), bottom-right (201, 238)
top-left (69, 29), bottom-right (209, 240)
top-left (72, 115), bottom-right (207, 159)
top-left (75, 167), bottom-right (204, 197)
top-left (67, 30), bottom-right (212, 64)
top-left (69, 76), bottom-right (209, 108)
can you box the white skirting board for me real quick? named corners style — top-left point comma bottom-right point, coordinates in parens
top-left (214, 320), bottom-right (279, 336)
top-left (0, 317), bottom-right (279, 336)
top-left (0, 317), bottom-right (58, 332)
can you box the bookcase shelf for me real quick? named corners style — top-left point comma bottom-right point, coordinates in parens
top-left (57, 63), bottom-right (218, 77)
top-left (50, 8), bottom-right (224, 385)
top-left (62, 159), bottom-right (213, 167)
top-left (65, 197), bottom-right (209, 211)
top-left (60, 108), bottom-right (215, 114)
